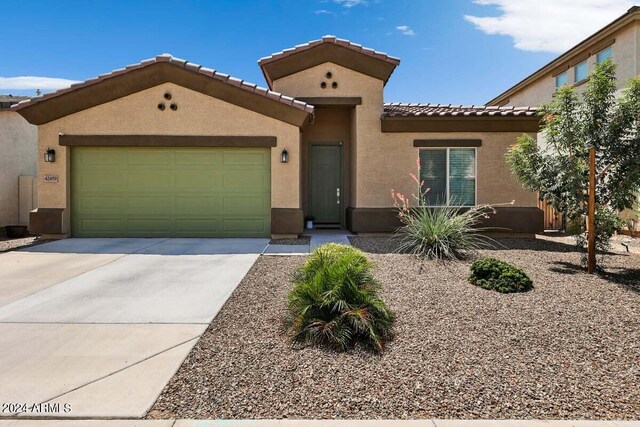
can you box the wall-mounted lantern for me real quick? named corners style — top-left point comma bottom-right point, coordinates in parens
top-left (281, 149), bottom-right (289, 163)
top-left (44, 148), bottom-right (56, 163)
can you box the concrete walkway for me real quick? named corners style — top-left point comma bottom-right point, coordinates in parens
top-left (0, 419), bottom-right (638, 426)
top-left (265, 229), bottom-right (353, 255)
top-left (307, 229), bottom-right (352, 250)
top-left (0, 238), bottom-right (268, 419)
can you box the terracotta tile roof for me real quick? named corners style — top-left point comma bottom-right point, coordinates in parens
top-left (258, 35), bottom-right (401, 66)
top-left (0, 94), bottom-right (30, 110)
top-left (11, 54), bottom-right (314, 114)
top-left (382, 103), bottom-right (539, 118)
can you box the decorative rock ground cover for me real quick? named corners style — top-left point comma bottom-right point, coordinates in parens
top-left (149, 236), bottom-right (640, 420)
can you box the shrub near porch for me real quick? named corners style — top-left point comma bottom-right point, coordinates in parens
top-left (285, 243), bottom-right (394, 353)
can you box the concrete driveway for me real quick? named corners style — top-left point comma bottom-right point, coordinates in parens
top-left (0, 238), bottom-right (268, 419)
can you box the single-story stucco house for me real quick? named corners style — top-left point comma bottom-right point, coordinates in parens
top-left (12, 36), bottom-right (542, 239)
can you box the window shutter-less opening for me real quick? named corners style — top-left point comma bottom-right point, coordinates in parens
top-left (419, 149), bottom-right (447, 205)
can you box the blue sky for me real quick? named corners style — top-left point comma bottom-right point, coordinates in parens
top-left (0, 0), bottom-right (634, 104)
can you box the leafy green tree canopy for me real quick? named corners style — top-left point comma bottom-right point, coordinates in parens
top-left (505, 60), bottom-right (640, 248)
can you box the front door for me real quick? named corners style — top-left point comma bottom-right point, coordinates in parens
top-left (310, 144), bottom-right (341, 225)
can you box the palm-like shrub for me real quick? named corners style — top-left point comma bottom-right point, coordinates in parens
top-left (285, 243), bottom-right (393, 353)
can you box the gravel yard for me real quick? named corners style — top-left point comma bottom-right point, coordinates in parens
top-left (149, 236), bottom-right (640, 420)
top-left (0, 236), bottom-right (53, 253)
top-left (270, 237), bottom-right (311, 245)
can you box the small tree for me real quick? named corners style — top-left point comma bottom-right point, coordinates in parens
top-left (506, 60), bottom-right (640, 255)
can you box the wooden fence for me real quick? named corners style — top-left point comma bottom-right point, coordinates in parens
top-left (538, 198), bottom-right (564, 231)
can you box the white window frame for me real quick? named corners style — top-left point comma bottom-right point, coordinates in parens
top-left (555, 71), bottom-right (568, 89)
top-left (419, 147), bottom-right (477, 207)
top-left (574, 60), bottom-right (588, 83)
top-left (596, 46), bottom-right (612, 64)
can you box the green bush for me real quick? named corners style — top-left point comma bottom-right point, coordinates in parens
top-left (394, 203), bottom-right (499, 260)
top-left (285, 243), bottom-right (393, 353)
top-left (576, 208), bottom-right (625, 253)
top-left (468, 257), bottom-right (533, 293)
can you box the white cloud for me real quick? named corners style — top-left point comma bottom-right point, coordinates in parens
top-left (396, 25), bottom-right (416, 36)
top-left (464, 0), bottom-right (635, 53)
top-left (0, 76), bottom-right (80, 90)
top-left (333, 0), bottom-right (367, 8)
top-left (314, 9), bottom-right (333, 14)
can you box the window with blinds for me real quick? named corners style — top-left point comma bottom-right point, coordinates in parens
top-left (419, 148), bottom-right (476, 206)
top-left (419, 149), bottom-right (447, 205)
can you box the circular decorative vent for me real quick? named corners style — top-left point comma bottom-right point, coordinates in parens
top-left (170, 103), bottom-right (178, 111)
top-left (332, 82), bottom-right (338, 89)
top-left (164, 92), bottom-right (172, 100)
top-left (320, 82), bottom-right (327, 89)
top-left (157, 103), bottom-right (166, 111)
top-left (325, 71), bottom-right (333, 79)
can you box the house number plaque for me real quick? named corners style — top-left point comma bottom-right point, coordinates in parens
top-left (44, 175), bottom-right (59, 183)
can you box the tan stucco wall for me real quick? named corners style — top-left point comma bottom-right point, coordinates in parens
top-left (358, 132), bottom-right (537, 208)
top-left (276, 63), bottom-right (381, 207)
top-left (0, 111), bottom-right (37, 226)
top-left (36, 83), bottom-right (301, 233)
top-left (505, 23), bottom-right (639, 107)
top-left (274, 62), bottom-right (537, 209)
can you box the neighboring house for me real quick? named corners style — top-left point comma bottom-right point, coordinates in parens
top-left (13, 37), bottom-right (541, 239)
top-left (488, 6), bottom-right (640, 107)
top-left (0, 95), bottom-right (37, 231)
top-left (488, 6), bottom-right (640, 231)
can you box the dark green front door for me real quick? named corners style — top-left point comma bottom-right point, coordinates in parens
top-left (310, 144), bottom-right (341, 224)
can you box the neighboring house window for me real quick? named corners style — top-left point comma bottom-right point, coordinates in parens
top-left (556, 71), bottom-right (568, 88)
top-left (575, 60), bottom-right (588, 83)
top-left (419, 148), bottom-right (476, 206)
top-left (597, 47), bottom-right (612, 64)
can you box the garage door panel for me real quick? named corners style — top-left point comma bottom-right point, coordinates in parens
top-left (127, 218), bottom-right (174, 234)
top-left (175, 219), bottom-right (221, 235)
top-left (175, 151), bottom-right (221, 166)
top-left (74, 173), bottom-right (127, 191)
top-left (175, 195), bottom-right (223, 215)
top-left (223, 195), bottom-right (268, 215)
top-left (73, 218), bottom-right (126, 236)
top-left (126, 196), bottom-right (172, 213)
top-left (127, 151), bottom-right (172, 166)
top-left (223, 171), bottom-right (270, 190)
top-left (174, 170), bottom-right (223, 189)
top-left (126, 171), bottom-right (173, 191)
top-left (223, 151), bottom-right (270, 167)
top-left (71, 147), bottom-right (271, 237)
top-left (74, 196), bottom-right (124, 214)
top-left (77, 149), bottom-right (126, 166)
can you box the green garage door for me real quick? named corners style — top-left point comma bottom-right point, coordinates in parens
top-left (71, 147), bottom-right (271, 237)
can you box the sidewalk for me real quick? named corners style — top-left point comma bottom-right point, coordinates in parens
top-left (0, 420), bottom-right (638, 427)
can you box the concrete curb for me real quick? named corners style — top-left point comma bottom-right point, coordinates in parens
top-left (1, 420), bottom-right (639, 426)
